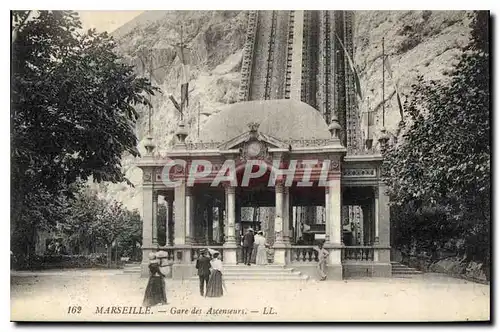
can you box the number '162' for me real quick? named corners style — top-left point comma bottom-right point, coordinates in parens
top-left (68, 306), bottom-right (82, 314)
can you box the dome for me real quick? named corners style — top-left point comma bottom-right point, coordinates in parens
top-left (192, 99), bottom-right (331, 143)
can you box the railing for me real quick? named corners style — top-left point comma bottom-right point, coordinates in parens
top-left (148, 246), bottom-right (226, 263)
top-left (342, 246), bottom-right (375, 261)
top-left (288, 246), bottom-right (380, 263)
top-left (290, 246), bottom-right (319, 263)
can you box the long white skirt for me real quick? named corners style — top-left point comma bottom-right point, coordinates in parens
top-left (255, 245), bottom-right (267, 265)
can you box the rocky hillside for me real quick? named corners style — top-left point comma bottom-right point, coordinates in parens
top-left (355, 10), bottom-right (472, 141)
top-left (96, 10), bottom-right (473, 215)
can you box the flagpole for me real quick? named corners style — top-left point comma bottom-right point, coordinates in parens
top-left (180, 24), bottom-right (184, 121)
top-left (382, 37), bottom-right (385, 128)
top-left (148, 51), bottom-right (153, 135)
top-left (366, 97), bottom-right (370, 140)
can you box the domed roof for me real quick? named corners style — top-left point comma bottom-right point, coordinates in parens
top-left (193, 99), bottom-right (331, 143)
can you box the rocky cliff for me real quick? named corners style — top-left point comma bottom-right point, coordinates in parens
top-left (95, 10), bottom-right (473, 215)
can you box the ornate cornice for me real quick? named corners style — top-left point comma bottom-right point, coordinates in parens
top-left (342, 168), bottom-right (376, 178)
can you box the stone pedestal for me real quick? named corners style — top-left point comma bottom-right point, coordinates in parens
top-left (222, 244), bottom-right (238, 264)
top-left (140, 248), bottom-right (153, 277)
top-left (141, 183), bottom-right (153, 277)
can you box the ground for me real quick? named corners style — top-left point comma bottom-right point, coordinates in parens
top-left (11, 270), bottom-right (489, 322)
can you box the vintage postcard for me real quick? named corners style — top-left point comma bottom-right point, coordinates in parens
top-left (10, 9), bottom-right (490, 322)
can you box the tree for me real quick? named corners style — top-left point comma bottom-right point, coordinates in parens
top-left (61, 188), bottom-right (143, 267)
top-left (11, 11), bottom-right (157, 261)
top-left (382, 11), bottom-right (490, 274)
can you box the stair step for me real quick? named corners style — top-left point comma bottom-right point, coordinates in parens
top-left (215, 272), bottom-right (302, 277)
top-left (189, 275), bottom-right (309, 281)
top-left (390, 262), bottom-right (423, 276)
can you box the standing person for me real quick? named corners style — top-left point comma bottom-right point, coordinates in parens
top-left (195, 249), bottom-right (211, 297)
top-left (242, 228), bottom-right (255, 266)
top-left (255, 231), bottom-right (268, 265)
top-left (206, 250), bottom-right (224, 297)
top-left (313, 242), bottom-right (330, 281)
top-left (142, 253), bottom-right (167, 307)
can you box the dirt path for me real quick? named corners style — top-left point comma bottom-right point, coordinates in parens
top-left (11, 272), bottom-right (489, 322)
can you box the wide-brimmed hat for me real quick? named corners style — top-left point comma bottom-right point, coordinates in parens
top-left (247, 228), bottom-right (254, 232)
top-left (156, 250), bottom-right (168, 259)
top-left (207, 248), bottom-right (219, 256)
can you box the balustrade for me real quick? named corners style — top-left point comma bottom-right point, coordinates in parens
top-left (341, 246), bottom-right (374, 261)
top-left (290, 246), bottom-right (319, 263)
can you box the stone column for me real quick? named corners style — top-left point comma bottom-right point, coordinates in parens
top-left (174, 180), bottom-right (186, 245)
top-left (218, 204), bottom-right (224, 243)
top-left (207, 204), bottom-right (213, 245)
top-left (167, 198), bottom-right (174, 246)
top-left (377, 183), bottom-right (391, 263)
top-left (141, 183), bottom-right (154, 277)
top-left (274, 182), bottom-right (285, 244)
top-left (325, 175), bottom-right (342, 279)
top-left (283, 187), bottom-right (291, 244)
top-left (374, 186), bottom-right (380, 245)
top-left (273, 182), bottom-right (286, 265)
top-left (152, 192), bottom-right (158, 245)
top-left (325, 187), bottom-right (330, 243)
top-left (223, 185), bottom-right (237, 264)
top-left (185, 187), bottom-right (194, 244)
top-left (164, 197), bottom-right (169, 247)
top-left (328, 179), bottom-right (342, 246)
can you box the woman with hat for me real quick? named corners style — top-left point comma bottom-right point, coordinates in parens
top-left (142, 252), bottom-right (167, 307)
top-left (205, 249), bottom-right (224, 297)
top-left (255, 231), bottom-right (268, 265)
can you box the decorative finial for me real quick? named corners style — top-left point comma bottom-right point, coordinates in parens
top-left (144, 135), bottom-right (156, 155)
top-left (328, 114), bottom-right (342, 140)
top-left (175, 120), bottom-right (188, 145)
top-left (247, 122), bottom-right (260, 133)
top-left (378, 127), bottom-right (390, 152)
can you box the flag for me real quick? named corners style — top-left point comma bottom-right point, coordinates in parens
top-left (181, 83), bottom-right (189, 109)
top-left (169, 95), bottom-right (181, 112)
top-left (366, 111), bottom-right (376, 126)
top-left (175, 44), bottom-right (191, 85)
top-left (385, 55), bottom-right (405, 122)
top-left (335, 32), bottom-right (362, 100)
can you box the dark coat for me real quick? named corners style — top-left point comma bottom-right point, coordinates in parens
top-left (242, 232), bottom-right (255, 247)
top-left (196, 256), bottom-right (211, 276)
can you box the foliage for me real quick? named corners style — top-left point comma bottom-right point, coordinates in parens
top-left (57, 188), bottom-right (142, 266)
top-left (11, 11), bottom-right (157, 262)
top-left (382, 11), bottom-right (490, 271)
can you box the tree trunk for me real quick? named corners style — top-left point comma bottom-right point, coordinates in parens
top-left (106, 243), bottom-right (112, 268)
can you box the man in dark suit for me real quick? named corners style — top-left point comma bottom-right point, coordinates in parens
top-left (242, 228), bottom-right (255, 266)
top-left (195, 249), bottom-right (211, 296)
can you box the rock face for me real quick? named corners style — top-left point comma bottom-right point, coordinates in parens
top-left (97, 10), bottom-right (473, 215)
top-left (354, 11), bottom-right (472, 142)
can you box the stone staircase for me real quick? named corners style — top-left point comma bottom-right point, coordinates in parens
top-left (190, 264), bottom-right (309, 281)
top-left (391, 262), bottom-right (423, 277)
top-left (123, 263), bottom-right (309, 280)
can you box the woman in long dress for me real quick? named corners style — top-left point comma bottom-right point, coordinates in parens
top-left (205, 251), bottom-right (224, 297)
top-left (255, 231), bottom-right (268, 265)
top-left (142, 253), bottom-right (167, 307)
